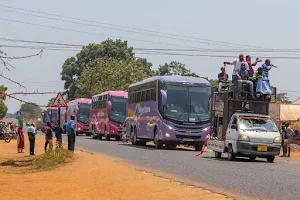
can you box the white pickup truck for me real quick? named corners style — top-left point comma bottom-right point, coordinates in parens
top-left (207, 112), bottom-right (281, 162)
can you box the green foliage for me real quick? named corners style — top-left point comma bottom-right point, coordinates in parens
top-left (20, 103), bottom-right (42, 119)
top-left (0, 85), bottom-right (8, 119)
top-left (75, 59), bottom-right (149, 98)
top-left (47, 98), bottom-right (55, 107)
top-left (154, 61), bottom-right (198, 76)
top-left (34, 148), bottom-right (74, 171)
top-left (275, 93), bottom-right (291, 104)
top-left (61, 39), bottom-right (152, 99)
top-left (0, 101), bottom-right (8, 119)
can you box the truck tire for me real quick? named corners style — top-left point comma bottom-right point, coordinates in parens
top-left (249, 156), bottom-right (256, 162)
top-left (194, 143), bottom-right (203, 151)
top-left (214, 151), bottom-right (222, 158)
top-left (116, 135), bottom-right (122, 141)
top-left (267, 156), bottom-right (275, 163)
top-left (154, 129), bottom-right (163, 149)
top-left (227, 145), bottom-right (236, 161)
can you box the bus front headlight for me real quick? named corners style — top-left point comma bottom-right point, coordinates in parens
top-left (274, 136), bottom-right (281, 143)
top-left (163, 123), bottom-right (174, 130)
top-left (202, 127), bottom-right (210, 132)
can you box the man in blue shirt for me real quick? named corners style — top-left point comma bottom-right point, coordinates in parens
top-left (237, 63), bottom-right (255, 99)
top-left (261, 59), bottom-right (274, 78)
top-left (65, 115), bottom-right (76, 152)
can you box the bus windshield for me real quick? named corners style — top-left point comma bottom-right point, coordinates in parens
top-left (50, 109), bottom-right (58, 123)
top-left (164, 85), bottom-right (210, 123)
top-left (109, 96), bottom-right (127, 123)
top-left (78, 103), bottom-right (91, 124)
top-left (239, 116), bottom-right (278, 132)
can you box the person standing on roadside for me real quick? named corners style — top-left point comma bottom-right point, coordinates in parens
top-left (27, 123), bottom-right (36, 156)
top-left (285, 123), bottom-right (294, 157)
top-left (54, 120), bottom-right (63, 148)
top-left (65, 115), bottom-right (76, 152)
top-left (43, 122), bottom-right (53, 151)
top-left (45, 122), bottom-right (54, 151)
top-left (17, 125), bottom-right (25, 153)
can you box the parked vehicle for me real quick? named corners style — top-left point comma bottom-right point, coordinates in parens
top-left (90, 91), bottom-right (127, 141)
top-left (67, 98), bottom-right (92, 136)
top-left (126, 76), bottom-right (211, 150)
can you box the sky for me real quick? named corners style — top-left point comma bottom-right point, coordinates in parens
top-left (1, 0), bottom-right (300, 113)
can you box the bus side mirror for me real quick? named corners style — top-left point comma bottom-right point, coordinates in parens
top-left (160, 90), bottom-right (167, 106)
top-left (107, 101), bottom-right (112, 112)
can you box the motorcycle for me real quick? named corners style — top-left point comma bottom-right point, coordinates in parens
top-left (0, 129), bottom-right (11, 143)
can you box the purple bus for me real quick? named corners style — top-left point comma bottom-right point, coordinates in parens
top-left (126, 75), bottom-right (211, 151)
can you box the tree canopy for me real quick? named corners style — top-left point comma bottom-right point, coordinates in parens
top-left (75, 59), bottom-right (149, 98)
top-left (61, 39), bottom-right (152, 99)
top-left (20, 103), bottom-right (42, 119)
top-left (0, 85), bottom-right (8, 119)
top-left (275, 93), bottom-right (291, 104)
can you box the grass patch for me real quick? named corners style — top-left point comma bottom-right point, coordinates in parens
top-left (34, 148), bottom-right (74, 170)
top-left (0, 148), bottom-right (74, 174)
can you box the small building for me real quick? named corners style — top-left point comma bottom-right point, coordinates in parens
top-left (269, 102), bottom-right (300, 129)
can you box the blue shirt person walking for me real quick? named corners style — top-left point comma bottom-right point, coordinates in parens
top-left (65, 115), bottom-right (76, 152)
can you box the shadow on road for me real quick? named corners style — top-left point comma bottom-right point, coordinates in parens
top-left (201, 156), bottom-right (267, 163)
top-left (118, 143), bottom-right (195, 152)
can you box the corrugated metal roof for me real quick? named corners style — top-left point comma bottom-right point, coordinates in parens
top-left (293, 98), bottom-right (300, 105)
top-left (280, 104), bottom-right (300, 121)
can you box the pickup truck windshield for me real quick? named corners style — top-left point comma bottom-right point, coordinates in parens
top-left (238, 116), bottom-right (278, 132)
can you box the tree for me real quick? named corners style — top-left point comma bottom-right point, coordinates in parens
top-left (275, 93), bottom-right (291, 104)
top-left (20, 103), bottom-right (42, 119)
top-left (75, 59), bottom-right (149, 98)
top-left (0, 85), bottom-right (8, 119)
top-left (61, 39), bottom-right (152, 99)
top-left (0, 102), bottom-right (8, 119)
top-left (154, 61), bottom-right (196, 76)
top-left (47, 98), bottom-right (55, 107)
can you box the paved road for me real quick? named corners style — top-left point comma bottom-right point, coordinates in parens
top-left (61, 134), bottom-right (300, 200)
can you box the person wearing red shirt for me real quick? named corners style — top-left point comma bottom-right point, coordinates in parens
top-left (246, 55), bottom-right (262, 77)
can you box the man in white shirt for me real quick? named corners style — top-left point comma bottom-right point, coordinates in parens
top-left (224, 54), bottom-right (250, 84)
top-left (27, 123), bottom-right (37, 156)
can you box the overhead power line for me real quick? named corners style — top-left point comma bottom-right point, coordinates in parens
top-left (0, 4), bottom-right (274, 49)
top-left (0, 17), bottom-right (211, 49)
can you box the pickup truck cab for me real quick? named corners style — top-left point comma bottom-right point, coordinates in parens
top-left (208, 112), bottom-right (281, 162)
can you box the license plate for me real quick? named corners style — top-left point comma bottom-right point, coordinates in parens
top-left (257, 145), bottom-right (267, 152)
top-left (183, 138), bottom-right (194, 142)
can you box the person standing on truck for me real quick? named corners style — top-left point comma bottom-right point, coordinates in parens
top-left (65, 115), bottom-right (76, 152)
top-left (224, 54), bottom-right (249, 84)
top-left (261, 59), bottom-right (274, 78)
top-left (236, 64), bottom-right (255, 99)
top-left (246, 56), bottom-right (262, 77)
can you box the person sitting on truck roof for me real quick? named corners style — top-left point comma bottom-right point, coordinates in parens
top-left (253, 67), bottom-right (267, 79)
top-left (237, 64), bottom-right (255, 99)
top-left (218, 67), bottom-right (229, 91)
top-left (224, 54), bottom-right (249, 84)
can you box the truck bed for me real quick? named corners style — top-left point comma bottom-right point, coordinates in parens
top-left (207, 139), bottom-right (225, 153)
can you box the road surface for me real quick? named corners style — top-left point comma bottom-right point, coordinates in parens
top-left (61, 134), bottom-right (300, 200)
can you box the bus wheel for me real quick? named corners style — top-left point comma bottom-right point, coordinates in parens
top-left (92, 128), bottom-right (97, 139)
top-left (76, 132), bottom-right (79, 136)
top-left (132, 128), bottom-right (138, 145)
top-left (105, 129), bottom-right (110, 141)
top-left (194, 143), bottom-right (203, 151)
top-left (154, 130), bottom-right (163, 149)
top-left (116, 135), bottom-right (122, 141)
